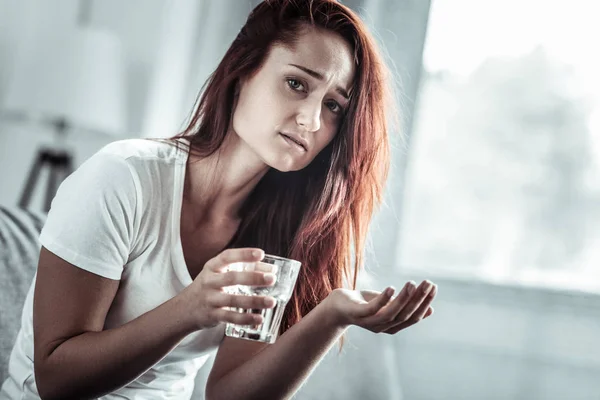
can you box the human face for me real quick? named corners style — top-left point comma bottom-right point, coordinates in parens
top-left (231, 27), bottom-right (355, 172)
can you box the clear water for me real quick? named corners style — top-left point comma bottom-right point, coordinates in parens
top-left (225, 298), bottom-right (287, 343)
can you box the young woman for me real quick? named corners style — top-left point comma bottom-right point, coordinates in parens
top-left (1, 0), bottom-right (437, 399)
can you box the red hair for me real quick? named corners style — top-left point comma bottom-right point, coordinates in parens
top-left (172, 0), bottom-right (394, 334)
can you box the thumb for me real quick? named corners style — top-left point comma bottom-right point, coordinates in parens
top-left (352, 287), bottom-right (395, 318)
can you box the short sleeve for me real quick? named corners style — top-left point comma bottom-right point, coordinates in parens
top-left (39, 151), bottom-right (140, 280)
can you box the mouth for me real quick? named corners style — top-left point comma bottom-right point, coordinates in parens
top-left (279, 133), bottom-right (307, 152)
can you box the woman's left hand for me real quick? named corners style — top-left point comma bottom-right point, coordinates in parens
top-left (324, 280), bottom-right (437, 334)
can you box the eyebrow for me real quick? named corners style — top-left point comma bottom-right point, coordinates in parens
top-left (288, 63), bottom-right (350, 100)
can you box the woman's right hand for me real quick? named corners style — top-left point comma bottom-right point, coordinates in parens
top-left (180, 248), bottom-right (277, 330)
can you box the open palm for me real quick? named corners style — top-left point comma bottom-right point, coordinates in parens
top-left (327, 280), bottom-right (437, 335)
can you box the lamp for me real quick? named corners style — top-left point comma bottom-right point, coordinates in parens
top-left (1, 26), bottom-right (126, 211)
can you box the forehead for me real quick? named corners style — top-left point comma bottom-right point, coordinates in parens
top-left (266, 27), bottom-right (355, 90)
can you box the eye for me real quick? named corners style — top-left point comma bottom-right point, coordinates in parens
top-left (325, 100), bottom-right (343, 114)
top-left (286, 78), bottom-right (306, 92)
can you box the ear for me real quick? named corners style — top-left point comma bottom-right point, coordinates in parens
top-left (234, 77), bottom-right (247, 98)
top-left (231, 80), bottom-right (242, 118)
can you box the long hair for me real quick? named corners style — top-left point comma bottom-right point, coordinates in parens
top-left (172, 0), bottom-right (394, 335)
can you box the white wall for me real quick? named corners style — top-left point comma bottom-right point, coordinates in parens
top-left (0, 0), bottom-right (165, 207)
top-left (392, 273), bottom-right (600, 399)
top-left (343, 2), bottom-right (599, 399)
top-left (0, 0), bottom-right (105, 208)
top-left (88, 0), bottom-right (165, 135)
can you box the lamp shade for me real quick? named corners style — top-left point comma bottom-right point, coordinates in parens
top-left (3, 27), bottom-right (127, 136)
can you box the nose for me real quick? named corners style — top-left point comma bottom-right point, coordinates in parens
top-left (295, 100), bottom-right (321, 132)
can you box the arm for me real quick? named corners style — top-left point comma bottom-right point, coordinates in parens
top-left (206, 300), bottom-right (346, 400)
top-left (34, 247), bottom-right (196, 400)
top-left (33, 247), bottom-right (275, 400)
top-left (206, 280), bottom-right (437, 400)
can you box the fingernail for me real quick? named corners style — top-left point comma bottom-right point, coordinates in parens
top-left (386, 287), bottom-right (395, 296)
top-left (264, 297), bottom-right (276, 307)
top-left (407, 284), bottom-right (415, 294)
top-left (264, 273), bottom-right (276, 284)
top-left (252, 250), bottom-right (263, 258)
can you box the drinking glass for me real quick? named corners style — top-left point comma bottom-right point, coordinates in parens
top-left (224, 254), bottom-right (301, 343)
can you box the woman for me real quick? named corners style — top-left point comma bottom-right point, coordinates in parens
top-left (1, 0), bottom-right (437, 399)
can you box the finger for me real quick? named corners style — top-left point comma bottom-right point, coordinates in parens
top-left (210, 292), bottom-right (277, 310)
top-left (424, 306), bottom-right (434, 319)
top-left (206, 248), bottom-right (264, 272)
top-left (228, 261), bottom-right (276, 274)
top-left (209, 271), bottom-right (276, 288)
top-left (393, 280), bottom-right (435, 323)
top-left (403, 285), bottom-right (436, 323)
top-left (211, 308), bottom-right (264, 326)
top-left (253, 262), bottom-right (276, 273)
top-left (352, 287), bottom-right (395, 318)
top-left (356, 290), bottom-right (385, 303)
top-left (384, 287), bottom-right (437, 334)
top-left (406, 284), bottom-right (436, 318)
top-left (368, 282), bottom-right (413, 323)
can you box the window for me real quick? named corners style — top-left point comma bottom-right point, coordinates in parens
top-left (398, 0), bottom-right (600, 292)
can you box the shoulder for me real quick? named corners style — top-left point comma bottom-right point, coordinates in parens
top-left (97, 138), bottom-right (186, 165)
top-left (93, 138), bottom-right (187, 184)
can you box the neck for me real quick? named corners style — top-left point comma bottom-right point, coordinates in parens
top-left (183, 132), bottom-right (270, 224)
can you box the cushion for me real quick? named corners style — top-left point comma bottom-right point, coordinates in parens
top-left (0, 206), bottom-right (46, 383)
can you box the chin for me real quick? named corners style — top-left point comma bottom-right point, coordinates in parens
top-left (250, 136), bottom-right (312, 172)
top-left (265, 153), bottom-right (308, 172)
top-left (269, 161), bottom-right (305, 173)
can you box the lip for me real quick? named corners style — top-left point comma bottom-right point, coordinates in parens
top-left (279, 132), bottom-right (308, 152)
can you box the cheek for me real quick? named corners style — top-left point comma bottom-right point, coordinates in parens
top-left (315, 124), bottom-right (339, 152)
top-left (233, 85), bottom-right (284, 132)
top-left (234, 91), bottom-right (261, 124)
top-left (232, 99), bottom-right (262, 141)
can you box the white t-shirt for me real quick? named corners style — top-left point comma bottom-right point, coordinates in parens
top-left (1, 138), bottom-right (225, 400)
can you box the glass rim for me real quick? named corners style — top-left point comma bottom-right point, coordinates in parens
top-left (262, 253), bottom-right (301, 267)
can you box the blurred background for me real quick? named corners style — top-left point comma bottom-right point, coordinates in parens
top-left (1, 0), bottom-right (598, 399)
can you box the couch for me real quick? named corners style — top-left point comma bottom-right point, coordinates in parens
top-left (0, 205), bottom-right (403, 399)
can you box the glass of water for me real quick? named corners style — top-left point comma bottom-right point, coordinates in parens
top-left (224, 254), bottom-right (301, 344)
